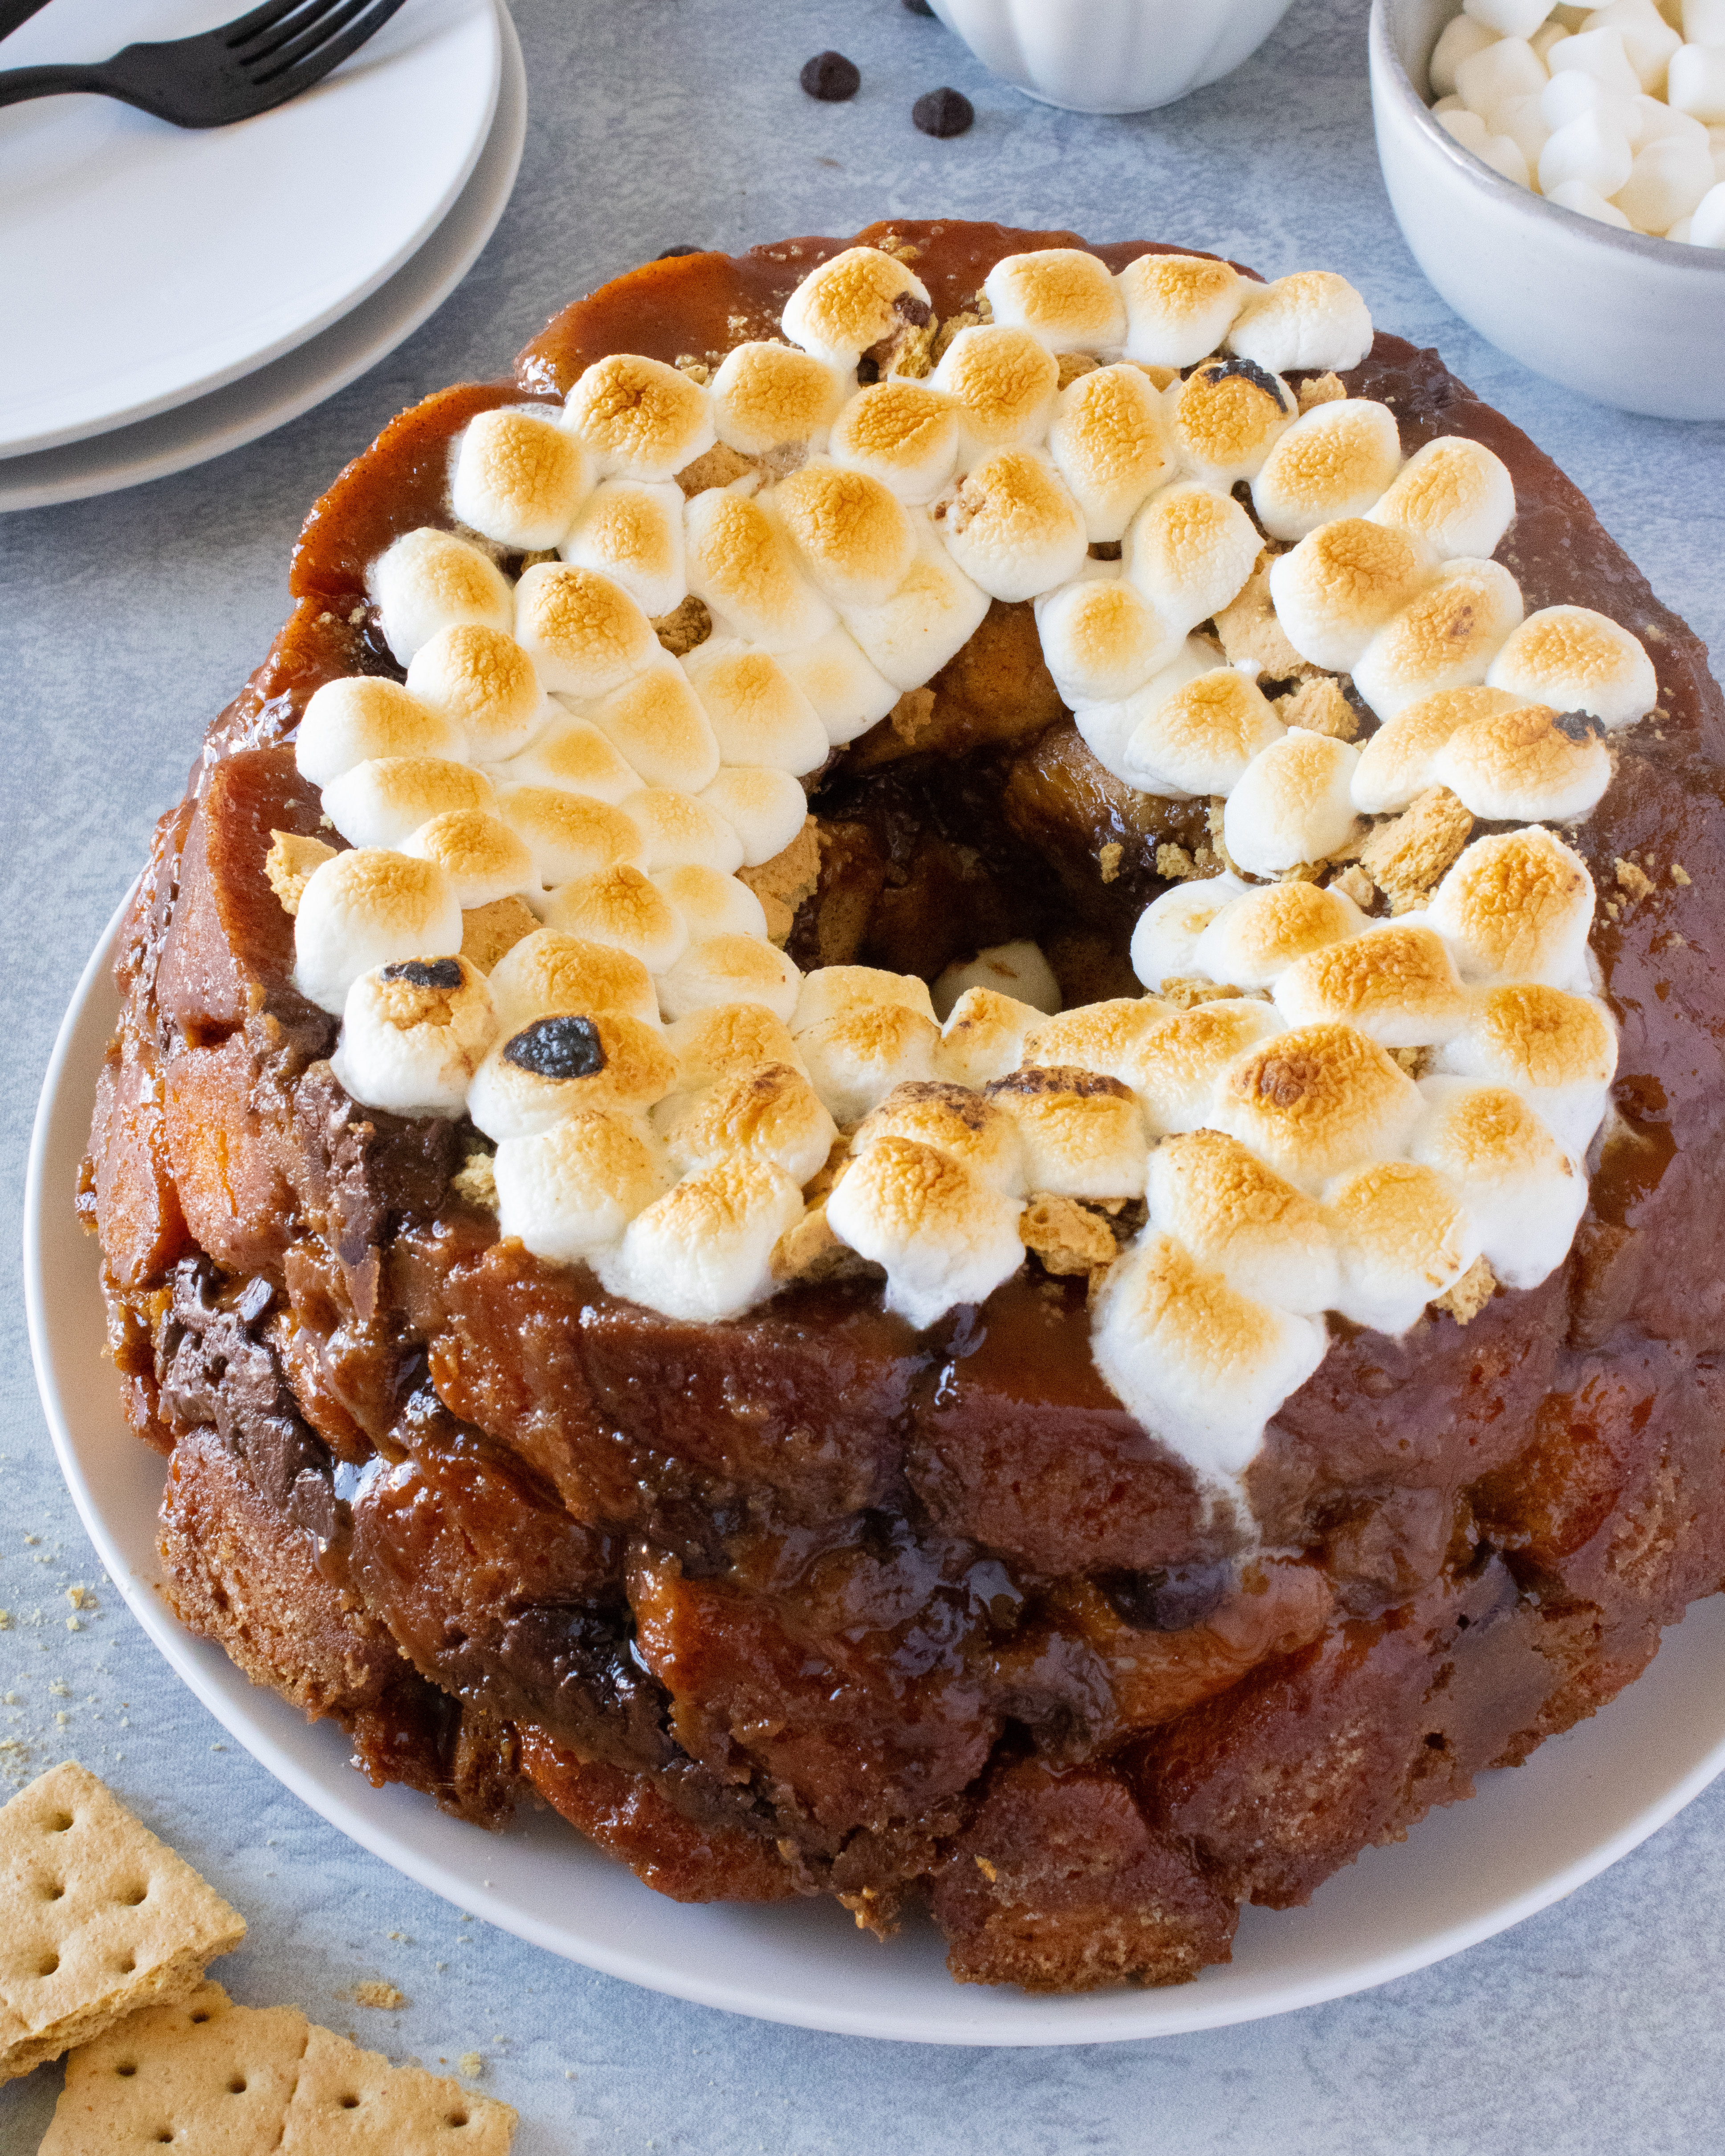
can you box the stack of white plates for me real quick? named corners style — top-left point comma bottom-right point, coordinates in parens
top-left (0, 0), bottom-right (525, 510)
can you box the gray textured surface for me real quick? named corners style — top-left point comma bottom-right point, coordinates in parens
top-left (3, 0), bottom-right (1724, 2146)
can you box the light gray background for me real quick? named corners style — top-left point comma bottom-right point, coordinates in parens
top-left (4, 0), bottom-right (1725, 2146)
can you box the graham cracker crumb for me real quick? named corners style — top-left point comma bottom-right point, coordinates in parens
top-left (973, 1855), bottom-right (999, 1882)
top-left (930, 309), bottom-right (980, 365)
top-left (888, 684), bottom-right (940, 748)
top-left (1128, 361), bottom-right (1180, 391)
top-left (1274, 674), bottom-right (1359, 741)
top-left (460, 896), bottom-right (538, 974)
top-left (1297, 370), bottom-right (1347, 412)
top-left (1359, 787), bottom-right (1474, 914)
top-left (459, 2052), bottom-right (485, 2078)
top-left (264, 831), bottom-right (336, 917)
top-left (675, 442), bottom-right (755, 497)
top-left (674, 355), bottom-right (711, 385)
top-left (887, 316), bottom-right (936, 380)
top-left (651, 592), bottom-right (712, 658)
top-left (352, 1981), bottom-right (406, 2011)
top-left (1435, 1255), bottom-right (1497, 1324)
top-left (1329, 863), bottom-right (1376, 909)
top-left (1155, 842), bottom-right (1198, 881)
top-left (1056, 351), bottom-right (1102, 390)
top-left (1157, 975), bottom-right (1249, 1010)
top-left (1614, 857), bottom-right (1656, 900)
top-left (452, 1153), bottom-right (499, 1211)
top-left (771, 1200), bottom-right (878, 1286)
top-left (1098, 841), bottom-right (1123, 884)
top-left (739, 816), bottom-right (820, 945)
top-left (1390, 1045), bottom-right (1432, 1079)
top-left (1021, 1194), bottom-right (1119, 1277)
top-left (1215, 553), bottom-right (1317, 681)
top-left (518, 548), bottom-right (558, 570)
top-left (1670, 862), bottom-right (1691, 886)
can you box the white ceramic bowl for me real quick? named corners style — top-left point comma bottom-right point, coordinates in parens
top-left (1371, 0), bottom-right (1725, 418)
top-left (927, 0), bottom-right (1299, 114)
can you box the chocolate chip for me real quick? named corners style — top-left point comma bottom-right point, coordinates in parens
top-left (234, 1276), bottom-right (274, 1326)
top-left (902, 0), bottom-right (936, 12)
top-left (1098, 1564), bottom-right (1234, 1633)
top-left (855, 354), bottom-right (881, 386)
top-left (1555, 709), bottom-right (1605, 742)
top-left (382, 957), bottom-right (464, 992)
top-left (801, 50), bottom-right (861, 101)
top-left (504, 1015), bottom-right (607, 1081)
top-left (656, 244), bottom-right (702, 259)
top-left (912, 86), bottom-right (973, 136)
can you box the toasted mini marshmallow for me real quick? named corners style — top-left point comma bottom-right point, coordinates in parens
top-left (1428, 826), bottom-right (1595, 987)
top-left (295, 677), bottom-right (460, 789)
top-left (1349, 685), bottom-right (1525, 814)
top-left (797, 1004), bottom-right (940, 1125)
top-left (1090, 1229), bottom-right (1328, 1482)
top-left (1193, 880), bottom-right (1368, 991)
top-left (293, 848), bottom-right (463, 1014)
top-left (1408, 1077), bottom-right (1587, 1287)
top-left (1047, 362), bottom-right (1177, 543)
top-left (651, 864), bottom-right (769, 943)
top-left (1435, 981), bottom-right (1617, 1152)
top-left (557, 479), bottom-right (686, 621)
top-left (699, 765), bottom-right (809, 867)
top-left (1224, 271), bottom-right (1374, 374)
top-left (983, 1066), bottom-right (1147, 1199)
top-left (488, 928), bottom-right (660, 1032)
top-left (542, 862), bottom-right (691, 973)
top-left (330, 954), bottom-right (496, 1117)
top-left (657, 934), bottom-right (802, 1026)
top-left (683, 487), bottom-right (837, 651)
top-left (580, 658), bottom-right (722, 794)
top-left (793, 966), bottom-right (937, 1036)
top-left (371, 528), bottom-right (514, 665)
top-left (1268, 517), bottom-right (1435, 673)
top-left (492, 783), bottom-right (644, 887)
top-left (982, 247), bottom-right (1128, 354)
top-left (1129, 874), bottom-right (1249, 992)
top-left (1212, 1021), bottom-right (1423, 1194)
top-left (1021, 997), bottom-right (1180, 1089)
top-left (828, 1135), bottom-right (1024, 1328)
top-left (930, 325), bottom-right (1061, 460)
top-left (679, 637), bottom-right (828, 774)
top-left (494, 1108), bottom-right (673, 1264)
top-left (405, 622), bottom-right (546, 763)
top-left (1368, 435), bottom-right (1517, 561)
top-left (562, 352), bottom-right (715, 482)
top-left (1035, 577), bottom-right (1182, 707)
top-left (321, 757), bottom-right (496, 850)
top-left (1273, 921), bottom-right (1471, 1046)
top-left (771, 460), bottom-right (919, 608)
top-left (1117, 252), bottom-right (1245, 369)
top-left (1074, 637), bottom-right (1217, 784)
top-left (654, 1060), bottom-right (836, 1184)
top-left (774, 624), bottom-right (901, 747)
top-left (1124, 666), bottom-right (1288, 800)
top-left (400, 809), bottom-right (535, 910)
top-left (936, 447), bottom-right (1088, 604)
top-left (1167, 358), bottom-right (1297, 489)
top-left (501, 711), bottom-right (642, 803)
top-left (781, 246), bottom-right (934, 368)
top-left (614, 787), bottom-right (740, 876)
top-left (932, 987), bottom-right (1047, 1089)
top-left (1322, 1158), bottom-right (1477, 1335)
top-left (1250, 398), bottom-right (1404, 543)
top-left (932, 942), bottom-right (1061, 1024)
top-left (1126, 998), bottom-right (1288, 1134)
top-left (598, 1157), bottom-right (804, 1321)
top-left (452, 405), bottom-right (591, 551)
top-left (710, 341), bottom-right (848, 456)
top-left (514, 561), bottom-right (660, 699)
top-left (838, 526), bottom-right (991, 692)
top-left (1223, 729), bottom-right (1362, 875)
top-left (827, 379), bottom-right (962, 505)
top-left (1352, 558), bottom-right (1526, 720)
top-left (667, 1003), bottom-right (807, 1089)
top-left (468, 1009), bottom-right (678, 1141)
top-left (852, 1080), bottom-right (1027, 1196)
top-left (1484, 605), bottom-right (1657, 731)
top-left (1147, 1128), bottom-right (1339, 1316)
top-left (1433, 701), bottom-right (1612, 823)
top-left (1123, 481), bottom-right (1261, 636)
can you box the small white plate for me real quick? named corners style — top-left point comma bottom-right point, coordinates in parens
top-left (0, 0), bottom-right (524, 512)
top-left (0, 0), bottom-right (499, 459)
top-left (28, 898), bottom-right (1725, 2044)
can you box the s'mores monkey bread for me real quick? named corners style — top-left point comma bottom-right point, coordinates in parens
top-left (83, 222), bottom-right (1725, 1996)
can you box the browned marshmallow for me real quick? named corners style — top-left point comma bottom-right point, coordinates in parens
top-left (854, 1079), bottom-right (1027, 1195)
top-left (667, 1002), bottom-right (807, 1088)
top-left (402, 808), bottom-right (536, 909)
top-left (514, 560), bottom-right (659, 697)
top-left (1349, 684), bottom-right (1524, 814)
top-left (932, 985), bottom-right (1046, 1089)
top-left (792, 964), bottom-right (937, 1035)
top-left (1117, 252), bottom-right (1244, 367)
top-left (1427, 827), bottom-right (1595, 987)
top-left (682, 637), bottom-right (830, 774)
top-left (295, 676), bottom-right (459, 789)
top-left (826, 1135), bottom-right (1023, 1329)
top-left (370, 526), bottom-right (513, 664)
top-left (1192, 880), bottom-right (1367, 990)
top-left (1251, 398), bottom-right (1403, 543)
top-left (502, 712), bottom-right (642, 802)
top-left (405, 622), bottom-right (545, 762)
top-left (838, 527), bottom-right (991, 692)
top-left (937, 447), bottom-right (1088, 603)
top-left (828, 379), bottom-right (961, 504)
top-left (619, 787), bottom-right (744, 875)
top-left (797, 1003), bottom-right (940, 1124)
top-left (1123, 481), bottom-right (1261, 635)
top-left (469, 1009), bottom-right (679, 1140)
top-left (982, 248), bottom-right (1128, 353)
top-left (543, 861), bottom-right (691, 972)
top-left (293, 848), bottom-right (463, 1013)
top-left (1272, 921), bottom-right (1471, 1046)
top-left (1369, 435), bottom-right (1516, 561)
top-left (1268, 516), bottom-right (1435, 673)
top-left (495, 783), bottom-right (645, 886)
top-left (652, 864), bottom-right (769, 943)
top-left (1221, 728), bottom-right (1363, 876)
top-left (655, 1060), bottom-right (835, 1183)
top-left (700, 764), bottom-right (810, 866)
top-left (1147, 1128), bottom-right (1338, 1316)
top-left (1323, 1158), bottom-right (1475, 1334)
top-left (452, 405), bottom-right (590, 549)
top-left (772, 459), bottom-right (919, 606)
top-left (1224, 271), bottom-right (1373, 374)
top-left (658, 934), bottom-right (802, 1024)
top-left (558, 479), bottom-right (686, 621)
top-left (1213, 1020), bottom-right (1423, 1194)
top-left (562, 351), bottom-right (715, 480)
top-left (1433, 702), bottom-right (1612, 823)
top-left (1408, 1078), bottom-right (1585, 1289)
top-left (584, 658), bottom-right (722, 792)
top-left (711, 341), bottom-right (848, 455)
top-left (685, 486), bottom-right (837, 650)
top-left (1047, 362), bottom-right (1176, 542)
top-left (1168, 357), bottom-right (1297, 489)
top-left (1484, 605), bottom-right (1657, 732)
top-left (931, 325), bottom-right (1061, 459)
top-left (1123, 666), bottom-right (1287, 800)
top-left (1124, 998), bottom-right (1288, 1134)
top-left (781, 246), bottom-right (934, 367)
top-left (1021, 997), bottom-right (1180, 1089)
top-left (488, 926), bottom-right (661, 1031)
top-left (1035, 576), bottom-right (1181, 707)
top-left (1351, 557), bottom-right (1525, 721)
top-left (985, 1065), bottom-right (1147, 1199)
top-left (321, 756), bottom-right (495, 849)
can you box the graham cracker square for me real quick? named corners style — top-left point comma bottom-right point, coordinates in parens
top-left (280, 2021), bottom-right (517, 2152)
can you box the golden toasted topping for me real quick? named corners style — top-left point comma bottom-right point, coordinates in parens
top-left (405, 622), bottom-right (544, 760)
top-left (685, 487), bottom-right (834, 649)
top-left (1458, 982), bottom-right (1616, 1090)
top-left (658, 932), bottom-right (803, 1025)
top-left (826, 1133), bottom-right (1025, 1328)
top-left (782, 246), bottom-right (933, 365)
top-left (1168, 357), bottom-right (1295, 484)
top-left (488, 926), bottom-right (660, 1031)
top-left (1216, 1020), bottom-right (1421, 1192)
top-left (1273, 922), bottom-right (1470, 1046)
top-left (983, 248), bottom-right (1127, 352)
top-left (667, 1001), bottom-right (806, 1088)
top-left (939, 447), bottom-right (1089, 603)
top-left (931, 325), bottom-right (1061, 453)
top-left (1124, 997), bottom-right (1286, 1133)
top-left (656, 1061), bottom-right (836, 1184)
top-left (495, 784), bottom-right (644, 885)
top-left (587, 661), bottom-right (720, 793)
top-left (827, 378), bottom-right (961, 501)
top-left (985, 1064), bottom-right (1147, 1200)
top-left (542, 861), bottom-right (690, 972)
top-left (1127, 667), bottom-right (1286, 800)
top-left (1485, 605), bottom-right (1657, 731)
top-left (1353, 558), bottom-right (1525, 719)
top-left (1428, 826), bottom-right (1595, 985)
top-left (711, 341), bottom-right (847, 455)
top-left (797, 1002), bottom-right (941, 1125)
top-left (1350, 683), bottom-right (1523, 814)
top-left (563, 352), bottom-right (714, 479)
top-left (1252, 398), bottom-right (1403, 541)
top-left (1047, 362), bottom-right (1175, 540)
top-left (772, 460), bottom-right (918, 606)
top-left (402, 808), bottom-right (534, 908)
top-left (1194, 879), bottom-right (1365, 989)
top-left (514, 560), bottom-right (659, 696)
top-left (854, 1078), bottom-right (1026, 1194)
top-left (1149, 1127), bottom-right (1337, 1315)
top-left (560, 479), bottom-right (685, 618)
top-left (320, 756), bottom-right (496, 850)
top-left (452, 406), bottom-right (590, 550)
top-left (1434, 701), bottom-right (1611, 824)
top-left (295, 675), bottom-right (460, 790)
top-left (264, 831), bottom-right (336, 916)
top-left (932, 984), bottom-right (1047, 1089)
top-left (1116, 252), bottom-right (1243, 366)
top-left (371, 526), bottom-right (515, 663)
top-left (1369, 434), bottom-right (1515, 560)
top-left (1269, 516), bottom-right (1432, 673)
top-left (1324, 1157), bottom-right (1473, 1332)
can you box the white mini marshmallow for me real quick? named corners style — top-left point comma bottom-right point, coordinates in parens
top-left (827, 380), bottom-right (961, 505)
top-left (1547, 177), bottom-right (1636, 221)
top-left (1684, 0), bottom-right (1725, 45)
top-left (1485, 604), bottom-right (1657, 728)
top-left (401, 809), bottom-right (537, 909)
top-left (1434, 980), bottom-right (1618, 1151)
top-left (710, 341), bottom-right (848, 457)
top-left (501, 711), bottom-right (642, 803)
top-left (771, 459), bottom-right (920, 610)
top-left (562, 353), bottom-right (716, 481)
top-left (1465, 0), bottom-right (1549, 37)
top-left (1123, 666), bottom-right (1288, 800)
top-left (656, 934), bottom-right (802, 1026)
top-left (985, 1066), bottom-right (1148, 1199)
top-left (1123, 481), bottom-right (1262, 636)
top-left (937, 448), bottom-right (1089, 604)
top-left (1434, 12), bottom-right (1503, 93)
top-left (1540, 64), bottom-right (1640, 131)
top-left (1251, 398), bottom-right (1404, 543)
top-left (1323, 1158), bottom-right (1479, 1335)
top-left (1539, 106), bottom-right (1637, 192)
top-left (1496, 88), bottom-right (1555, 167)
top-left (792, 965), bottom-right (936, 1036)
top-left (1548, 23), bottom-right (1645, 93)
top-left (1427, 826), bottom-right (1597, 987)
top-left (932, 941), bottom-right (1061, 1023)
top-left (494, 1109), bottom-right (673, 1264)
top-left (781, 246), bottom-right (934, 368)
top-left (1352, 557), bottom-right (1526, 720)
top-left (932, 987), bottom-right (1048, 1089)
top-left (293, 848), bottom-right (463, 1015)
top-left (514, 560), bottom-right (659, 698)
top-left (797, 1004), bottom-right (940, 1124)
top-left (1129, 873), bottom-right (1249, 991)
top-left (557, 479), bottom-right (687, 621)
top-left (1408, 1076), bottom-right (1587, 1287)
top-left (1116, 252), bottom-right (1244, 368)
top-left (371, 528), bottom-right (514, 665)
top-left (930, 325), bottom-right (1062, 460)
top-left (651, 865), bottom-right (770, 944)
top-left (1432, 702), bottom-right (1612, 822)
top-left (597, 1158), bottom-right (804, 1321)
top-left (582, 658), bottom-right (723, 793)
top-left (1368, 435), bottom-right (1517, 561)
top-left (1074, 637), bottom-right (1215, 784)
top-left (774, 624), bottom-right (901, 747)
top-left (1091, 1229), bottom-right (1328, 1482)
top-left (406, 622), bottom-right (547, 763)
top-left (621, 787), bottom-right (745, 875)
top-left (488, 927), bottom-right (661, 1032)
top-left (1272, 920), bottom-right (1472, 1047)
top-left (331, 954), bottom-right (496, 1117)
top-left (543, 863), bottom-right (691, 973)
top-left (983, 248), bottom-right (1128, 353)
top-left (1617, 131), bottom-right (1716, 225)
top-left (1037, 577), bottom-right (1183, 707)
top-left (321, 757), bottom-right (496, 850)
top-left (699, 764), bottom-right (810, 866)
top-left (1588, 0), bottom-right (1681, 90)
top-left (452, 405), bottom-right (591, 551)
top-left (1224, 271), bottom-right (1375, 374)
top-left (683, 486), bottom-right (837, 651)
top-left (1223, 728), bottom-right (1363, 875)
top-left (1047, 363), bottom-right (1176, 543)
top-left (1670, 41), bottom-right (1725, 122)
top-left (1350, 684), bottom-right (1525, 813)
top-left (1691, 177), bottom-right (1725, 241)
top-left (295, 677), bottom-right (460, 789)
top-left (838, 525), bottom-right (992, 692)
top-left (1212, 1020), bottom-right (1424, 1194)
top-left (1193, 879), bottom-right (1368, 991)
top-left (1168, 357), bottom-right (1297, 490)
top-left (494, 782), bottom-right (644, 886)
top-left (654, 1060), bottom-right (836, 1185)
top-left (679, 637), bottom-right (829, 774)
top-left (1456, 34), bottom-right (1550, 120)
top-left (829, 1136), bottom-right (1024, 1329)
top-left (1147, 1128), bottom-right (1339, 1316)
top-left (1632, 92), bottom-right (1709, 146)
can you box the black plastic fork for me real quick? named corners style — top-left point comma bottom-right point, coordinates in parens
top-left (0, 0), bottom-right (411, 127)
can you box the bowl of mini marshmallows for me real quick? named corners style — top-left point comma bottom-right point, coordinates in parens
top-left (1371, 0), bottom-right (1725, 415)
top-left (925, 0), bottom-right (1301, 114)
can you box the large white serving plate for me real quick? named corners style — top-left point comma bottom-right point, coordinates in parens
top-left (0, 0), bottom-right (499, 458)
top-left (28, 899), bottom-right (1725, 2044)
top-left (0, 0), bottom-right (524, 512)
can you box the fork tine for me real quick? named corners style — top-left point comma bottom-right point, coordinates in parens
top-left (248, 0), bottom-right (371, 77)
top-left (221, 0), bottom-right (330, 50)
top-left (252, 0), bottom-right (407, 87)
top-left (235, 0), bottom-right (347, 66)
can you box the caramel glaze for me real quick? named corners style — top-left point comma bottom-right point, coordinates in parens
top-left (81, 224), bottom-right (1725, 1990)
